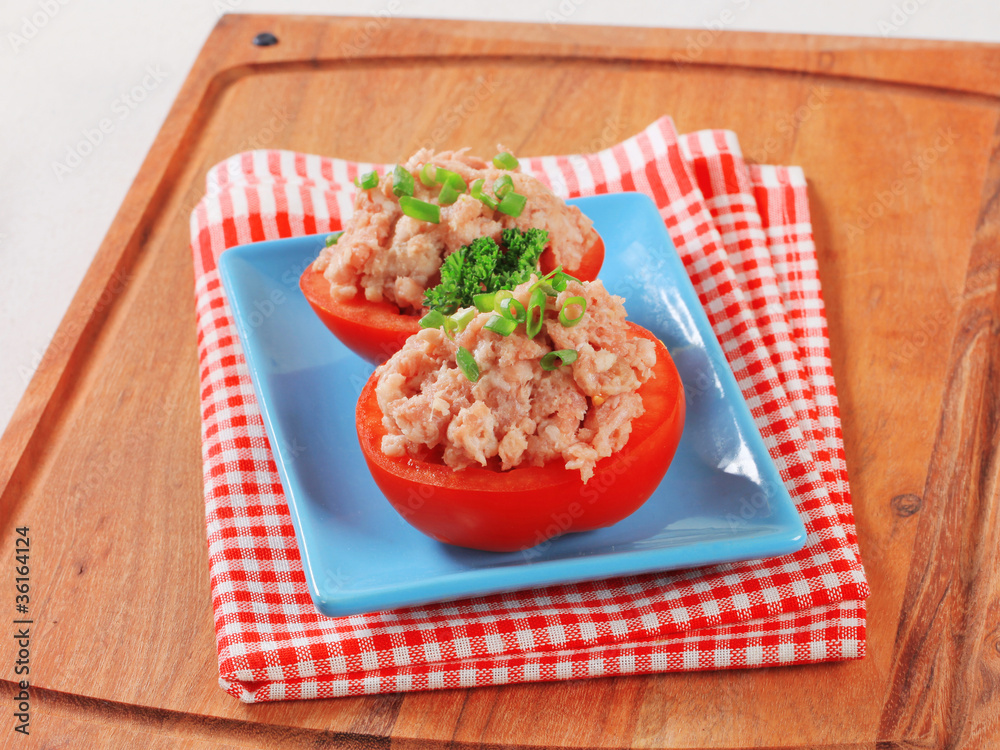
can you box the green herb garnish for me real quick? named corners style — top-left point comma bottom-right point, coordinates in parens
top-left (419, 310), bottom-right (448, 329)
top-left (498, 297), bottom-right (526, 324)
top-left (456, 346), bottom-right (480, 382)
top-left (559, 295), bottom-right (587, 326)
top-left (473, 292), bottom-right (496, 312)
top-left (355, 170), bottom-right (379, 190)
top-left (470, 178), bottom-right (498, 210)
top-left (493, 174), bottom-right (514, 198)
top-left (422, 228), bottom-right (549, 314)
top-left (391, 165), bottom-right (414, 197)
top-left (493, 152), bottom-right (519, 170)
top-left (451, 307), bottom-right (476, 332)
top-left (496, 191), bottom-right (527, 217)
top-left (540, 349), bottom-right (579, 371)
top-left (484, 314), bottom-right (517, 336)
top-left (438, 181), bottom-right (461, 206)
top-left (435, 168), bottom-right (467, 192)
top-left (399, 196), bottom-right (441, 224)
top-left (526, 287), bottom-right (546, 338)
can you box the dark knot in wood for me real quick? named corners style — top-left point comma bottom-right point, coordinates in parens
top-left (891, 493), bottom-right (922, 517)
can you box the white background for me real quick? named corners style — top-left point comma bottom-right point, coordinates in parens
top-left (2, 0), bottom-right (998, 434)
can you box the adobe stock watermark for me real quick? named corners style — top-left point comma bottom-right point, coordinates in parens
top-left (323, 567), bottom-right (349, 591)
top-left (725, 481), bottom-right (777, 532)
top-left (240, 253), bottom-right (315, 331)
top-left (521, 453), bottom-right (639, 560)
top-left (172, 105), bottom-right (291, 223)
top-left (69, 450), bottom-right (120, 504)
top-left (176, 105), bottom-right (292, 227)
top-left (7, 0), bottom-right (72, 55)
top-left (19, 269), bottom-right (131, 385)
top-left (585, 116), bottom-right (624, 154)
top-left (51, 65), bottom-right (168, 181)
top-left (673, 0), bottom-right (752, 67)
top-left (888, 306), bottom-right (950, 368)
top-left (877, 0), bottom-right (932, 37)
top-left (545, 0), bottom-right (586, 26)
top-left (339, 1), bottom-right (402, 57)
top-left (280, 436), bottom-right (307, 461)
top-left (213, 0), bottom-right (241, 17)
top-left (240, 251), bottom-right (381, 405)
top-left (417, 75), bottom-right (501, 152)
top-left (845, 127), bottom-right (957, 241)
top-left (746, 85), bottom-right (831, 163)
top-left (547, 117), bottom-right (624, 196)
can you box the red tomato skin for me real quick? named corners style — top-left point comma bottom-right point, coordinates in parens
top-left (301, 232), bottom-right (606, 366)
top-left (300, 268), bottom-right (420, 365)
top-left (355, 324), bottom-right (685, 552)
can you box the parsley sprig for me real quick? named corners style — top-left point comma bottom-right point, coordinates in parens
top-left (422, 228), bottom-right (549, 315)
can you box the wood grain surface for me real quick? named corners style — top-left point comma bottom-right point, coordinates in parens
top-left (1, 14), bottom-right (998, 749)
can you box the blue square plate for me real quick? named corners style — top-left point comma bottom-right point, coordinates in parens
top-left (219, 192), bottom-right (806, 617)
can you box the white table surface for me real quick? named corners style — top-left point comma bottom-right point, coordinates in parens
top-left (2, 0), bottom-right (998, 435)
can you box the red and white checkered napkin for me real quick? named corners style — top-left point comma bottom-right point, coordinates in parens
top-left (190, 117), bottom-right (868, 702)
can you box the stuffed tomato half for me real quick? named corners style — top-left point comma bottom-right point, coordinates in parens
top-left (301, 147), bottom-right (604, 364)
top-left (356, 273), bottom-right (685, 552)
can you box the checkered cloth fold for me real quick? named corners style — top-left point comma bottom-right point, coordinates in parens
top-left (190, 116), bottom-right (868, 702)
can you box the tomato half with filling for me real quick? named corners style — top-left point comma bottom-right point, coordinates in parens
top-left (355, 323), bottom-right (685, 552)
top-left (301, 232), bottom-right (605, 365)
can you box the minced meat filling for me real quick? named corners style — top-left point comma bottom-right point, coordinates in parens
top-left (312, 147), bottom-right (596, 312)
top-left (374, 278), bottom-right (657, 481)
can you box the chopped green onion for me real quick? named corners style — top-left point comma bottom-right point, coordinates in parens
top-left (451, 307), bottom-right (476, 332)
top-left (419, 162), bottom-right (438, 186)
top-left (531, 265), bottom-right (582, 295)
top-left (473, 292), bottom-right (496, 313)
top-left (538, 265), bottom-right (560, 282)
top-left (443, 316), bottom-right (459, 339)
top-left (435, 168), bottom-right (467, 192)
top-left (496, 190), bottom-right (527, 218)
top-left (554, 272), bottom-right (580, 292)
top-left (559, 296), bottom-right (587, 326)
top-left (493, 152), bottom-right (519, 170)
top-left (470, 178), bottom-right (498, 210)
top-left (419, 310), bottom-right (448, 329)
top-left (438, 181), bottom-right (460, 206)
top-left (552, 267), bottom-right (579, 292)
top-left (493, 174), bottom-right (514, 198)
top-left (540, 349), bottom-right (579, 371)
top-left (399, 196), bottom-right (441, 224)
top-left (355, 170), bottom-right (379, 190)
top-left (391, 165), bottom-right (414, 197)
top-left (324, 231), bottom-right (344, 247)
top-left (531, 272), bottom-right (559, 297)
top-left (432, 169), bottom-right (468, 206)
top-left (456, 346), bottom-right (479, 382)
top-left (493, 289), bottom-right (513, 311)
top-left (499, 297), bottom-right (526, 324)
top-left (484, 314), bottom-right (517, 336)
top-left (526, 287), bottom-right (546, 338)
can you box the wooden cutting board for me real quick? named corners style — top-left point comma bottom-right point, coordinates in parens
top-left (2, 14), bottom-right (998, 749)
